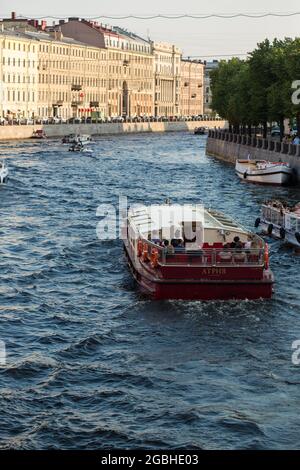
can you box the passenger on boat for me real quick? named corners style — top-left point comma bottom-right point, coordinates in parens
top-left (231, 236), bottom-right (243, 249)
top-left (244, 235), bottom-right (253, 250)
top-left (164, 240), bottom-right (175, 255)
top-left (174, 239), bottom-right (185, 253)
top-left (218, 247), bottom-right (232, 262)
top-left (223, 242), bottom-right (231, 250)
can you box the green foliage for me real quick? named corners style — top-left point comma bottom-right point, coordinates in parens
top-left (210, 37), bottom-right (300, 133)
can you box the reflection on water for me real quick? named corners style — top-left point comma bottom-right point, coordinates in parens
top-left (0, 132), bottom-right (300, 449)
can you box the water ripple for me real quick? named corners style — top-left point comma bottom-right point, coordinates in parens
top-left (1, 132), bottom-right (300, 449)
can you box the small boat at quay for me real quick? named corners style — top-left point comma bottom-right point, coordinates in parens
top-left (194, 126), bottom-right (206, 135)
top-left (235, 159), bottom-right (292, 185)
top-left (31, 129), bottom-right (46, 139)
top-left (0, 161), bottom-right (9, 184)
top-left (255, 200), bottom-right (300, 247)
top-left (63, 134), bottom-right (92, 144)
top-left (124, 203), bottom-right (274, 300)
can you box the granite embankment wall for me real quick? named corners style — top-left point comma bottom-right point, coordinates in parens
top-left (206, 129), bottom-right (300, 183)
top-left (0, 120), bottom-right (226, 141)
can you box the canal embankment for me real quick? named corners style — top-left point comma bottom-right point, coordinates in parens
top-left (206, 129), bottom-right (300, 183)
top-left (0, 120), bottom-right (226, 141)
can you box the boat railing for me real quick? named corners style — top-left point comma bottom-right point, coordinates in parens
top-left (138, 239), bottom-right (265, 267)
top-left (161, 248), bottom-right (264, 267)
top-left (262, 206), bottom-right (284, 226)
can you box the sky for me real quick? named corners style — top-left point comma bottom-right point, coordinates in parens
top-left (1, 0), bottom-right (300, 59)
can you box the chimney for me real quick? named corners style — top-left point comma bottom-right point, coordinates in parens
top-left (11, 11), bottom-right (16, 20)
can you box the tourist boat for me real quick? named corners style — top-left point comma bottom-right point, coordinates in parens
top-left (235, 159), bottom-right (292, 185)
top-left (0, 161), bottom-right (8, 184)
top-left (194, 126), bottom-right (206, 135)
top-left (124, 203), bottom-right (274, 300)
top-left (255, 200), bottom-right (300, 247)
top-left (31, 129), bottom-right (46, 139)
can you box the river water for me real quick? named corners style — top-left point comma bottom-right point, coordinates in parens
top-left (0, 132), bottom-right (300, 449)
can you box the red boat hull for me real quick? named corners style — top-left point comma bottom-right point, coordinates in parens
top-left (124, 244), bottom-right (274, 301)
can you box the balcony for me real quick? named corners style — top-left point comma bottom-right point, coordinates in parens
top-left (71, 84), bottom-right (82, 91)
top-left (53, 100), bottom-right (64, 107)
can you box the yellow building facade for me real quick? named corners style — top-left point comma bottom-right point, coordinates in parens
top-left (0, 31), bottom-right (38, 119)
top-left (0, 15), bottom-right (206, 121)
top-left (180, 59), bottom-right (204, 117)
top-left (152, 42), bottom-right (181, 117)
top-left (55, 19), bottom-right (154, 117)
top-left (35, 31), bottom-right (107, 119)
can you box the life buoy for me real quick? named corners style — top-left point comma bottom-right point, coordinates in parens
top-left (255, 217), bottom-right (260, 228)
top-left (264, 243), bottom-right (269, 270)
top-left (142, 243), bottom-right (149, 261)
top-left (150, 248), bottom-right (159, 268)
top-left (267, 224), bottom-right (273, 236)
top-left (295, 232), bottom-right (300, 244)
top-left (137, 240), bottom-right (143, 257)
top-left (279, 227), bottom-right (286, 240)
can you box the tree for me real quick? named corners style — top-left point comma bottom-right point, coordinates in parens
top-left (267, 39), bottom-right (292, 141)
top-left (210, 58), bottom-right (246, 132)
top-left (210, 37), bottom-right (300, 137)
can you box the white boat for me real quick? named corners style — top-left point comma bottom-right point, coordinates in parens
top-left (77, 134), bottom-right (92, 144)
top-left (0, 161), bottom-right (8, 184)
top-left (255, 200), bottom-right (300, 247)
top-left (235, 159), bottom-right (293, 185)
top-left (62, 134), bottom-right (92, 145)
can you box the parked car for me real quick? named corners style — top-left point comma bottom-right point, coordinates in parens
top-left (270, 126), bottom-right (281, 137)
top-left (20, 118), bottom-right (34, 125)
top-left (68, 117), bottom-right (81, 124)
top-left (49, 117), bottom-right (61, 124)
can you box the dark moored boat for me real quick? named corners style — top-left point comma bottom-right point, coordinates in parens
top-left (194, 127), bottom-right (206, 135)
top-left (31, 129), bottom-right (46, 139)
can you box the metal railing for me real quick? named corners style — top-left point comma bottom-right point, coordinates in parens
top-left (162, 248), bottom-right (264, 267)
top-left (208, 129), bottom-right (300, 158)
top-left (138, 238), bottom-right (264, 267)
top-left (0, 116), bottom-right (224, 126)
